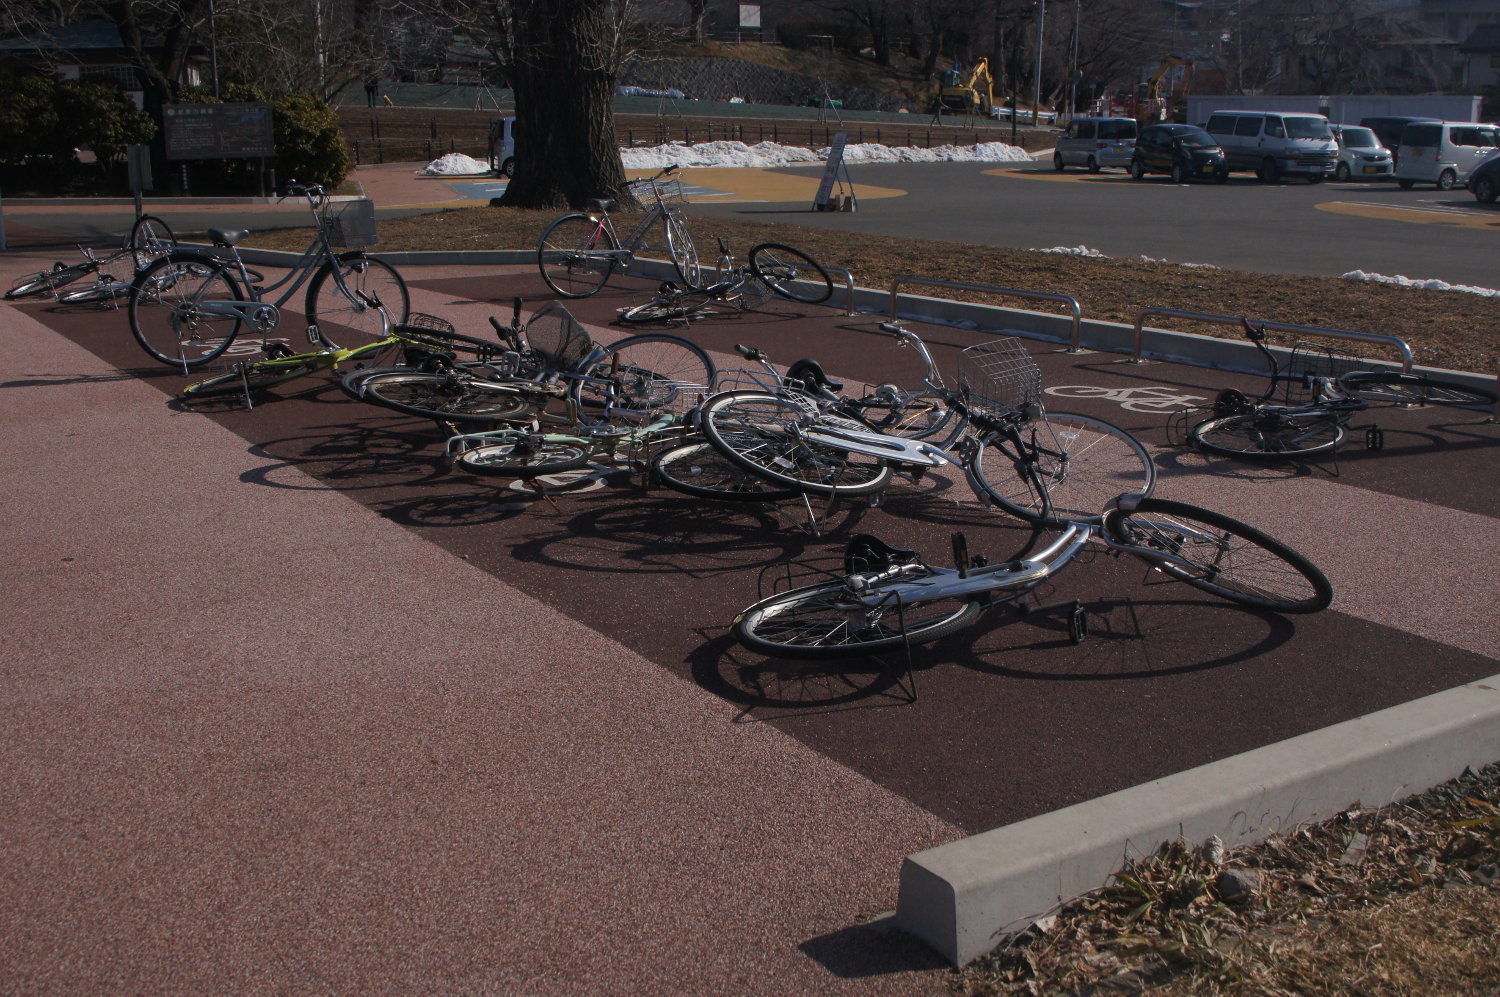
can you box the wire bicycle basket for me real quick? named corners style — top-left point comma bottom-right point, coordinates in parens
top-left (1283, 340), bottom-right (1361, 402)
top-left (956, 337), bottom-right (1042, 419)
top-left (320, 198), bottom-right (378, 248)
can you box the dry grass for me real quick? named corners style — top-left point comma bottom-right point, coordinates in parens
top-left (248, 203), bottom-right (1500, 375)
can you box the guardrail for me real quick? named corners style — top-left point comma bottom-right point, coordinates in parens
top-left (884, 276), bottom-right (1083, 351)
top-left (1130, 307), bottom-right (1415, 373)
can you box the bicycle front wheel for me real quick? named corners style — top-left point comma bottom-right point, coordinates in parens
top-left (969, 412), bottom-right (1156, 525)
top-left (700, 390), bottom-right (894, 497)
top-left (568, 334), bottom-right (715, 424)
top-left (129, 252), bottom-right (246, 368)
top-left (357, 370), bottom-right (537, 424)
top-left (651, 440), bottom-right (803, 502)
top-left (1190, 411), bottom-right (1344, 460)
top-left (128, 214), bottom-right (178, 271)
top-left (5, 262), bottom-right (93, 300)
top-left (537, 213), bottom-right (617, 298)
top-left (1337, 371), bottom-right (1497, 410)
top-left (181, 359), bottom-right (324, 399)
top-left (748, 243), bottom-right (833, 304)
top-left (305, 252), bottom-right (410, 350)
top-left (665, 213), bottom-right (702, 289)
top-left (733, 575), bottom-right (983, 659)
top-left (617, 299), bottom-right (694, 324)
top-left (1104, 498), bottom-right (1332, 613)
top-left (451, 436), bottom-right (592, 477)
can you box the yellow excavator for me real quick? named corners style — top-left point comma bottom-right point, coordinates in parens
top-left (1137, 56), bottom-right (1193, 122)
top-left (935, 58), bottom-right (994, 116)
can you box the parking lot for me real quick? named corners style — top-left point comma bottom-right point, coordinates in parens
top-left (5, 246), bottom-right (1498, 992)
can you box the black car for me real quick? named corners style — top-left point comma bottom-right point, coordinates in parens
top-left (1130, 124), bottom-right (1228, 183)
top-left (1468, 153), bottom-right (1500, 204)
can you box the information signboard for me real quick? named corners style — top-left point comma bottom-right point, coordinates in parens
top-left (163, 102), bottom-right (275, 161)
top-left (812, 132), bottom-right (852, 211)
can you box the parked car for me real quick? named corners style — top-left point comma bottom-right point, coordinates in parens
top-left (1203, 110), bottom-right (1338, 182)
top-left (1053, 117), bottom-right (1137, 172)
top-left (1395, 121), bottom-right (1500, 190)
top-left (1330, 124), bottom-right (1393, 181)
top-left (1467, 153), bottom-right (1500, 203)
top-left (1129, 123), bottom-right (1227, 183)
top-left (1359, 115), bottom-right (1438, 165)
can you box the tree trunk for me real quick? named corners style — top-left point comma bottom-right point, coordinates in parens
top-left (498, 0), bottom-right (629, 210)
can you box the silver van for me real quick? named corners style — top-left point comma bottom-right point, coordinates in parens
top-left (1394, 121), bottom-right (1500, 190)
top-left (1203, 110), bottom-right (1338, 183)
top-left (1052, 117), bottom-right (1137, 172)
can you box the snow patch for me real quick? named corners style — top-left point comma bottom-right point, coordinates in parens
top-left (1341, 270), bottom-right (1500, 298)
top-left (1037, 245), bottom-right (1107, 257)
top-left (619, 138), bottom-right (1030, 170)
top-left (419, 153), bottom-right (492, 176)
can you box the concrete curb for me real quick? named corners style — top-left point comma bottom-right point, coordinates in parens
top-left (895, 672), bottom-right (1500, 964)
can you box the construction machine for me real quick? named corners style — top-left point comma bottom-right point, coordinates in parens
top-left (1137, 56), bottom-right (1193, 122)
top-left (935, 58), bottom-right (994, 117)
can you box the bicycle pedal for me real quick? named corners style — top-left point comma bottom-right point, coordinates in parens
top-left (263, 342), bottom-right (296, 360)
top-left (1365, 426), bottom-right (1384, 451)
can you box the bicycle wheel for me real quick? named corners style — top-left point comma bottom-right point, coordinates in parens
top-left (858, 390), bottom-right (958, 442)
top-left (305, 252), bottom-right (410, 350)
top-left (699, 390), bottom-right (894, 497)
top-left (651, 440), bottom-right (803, 502)
top-left (181, 359), bottom-right (324, 399)
top-left (733, 574), bottom-right (983, 659)
top-left (357, 370), bottom-right (537, 424)
top-left (55, 279), bottom-right (131, 306)
top-left (5, 262), bottom-right (93, 300)
top-left (665, 213), bottom-right (702, 288)
top-left (1337, 371), bottom-right (1497, 410)
top-left (747, 243), bottom-right (833, 304)
top-left (1190, 411), bottom-right (1344, 460)
top-left (968, 412), bottom-right (1156, 525)
top-left (568, 334), bottom-right (715, 424)
top-left (1103, 498), bottom-right (1333, 614)
top-left (128, 252), bottom-right (246, 368)
top-left (128, 214), bottom-right (178, 271)
top-left (390, 323), bottom-right (509, 363)
top-left (451, 436), bottom-right (592, 477)
top-left (537, 213), bottom-right (617, 298)
top-left (617, 299), bottom-right (694, 324)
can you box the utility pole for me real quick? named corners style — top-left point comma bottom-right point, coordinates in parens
top-left (1032, 0), bottom-right (1046, 125)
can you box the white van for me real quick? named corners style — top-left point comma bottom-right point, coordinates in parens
top-left (1052, 117), bottom-right (1137, 172)
top-left (1202, 110), bottom-right (1338, 183)
top-left (1394, 121), bottom-right (1500, 190)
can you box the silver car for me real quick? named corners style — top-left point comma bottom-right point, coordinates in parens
top-left (1331, 125), bottom-right (1393, 181)
top-left (1053, 117), bottom-right (1137, 172)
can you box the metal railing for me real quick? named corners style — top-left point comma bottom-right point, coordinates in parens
top-left (1130, 307), bottom-right (1414, 373)
top-left (884, 276), bottom-right (1083, 351)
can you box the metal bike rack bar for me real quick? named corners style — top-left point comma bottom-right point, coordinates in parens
top-left (826, 266), bottom-right (857, 317)
top-left (1130, 307), bottom-right (1414, 373)
top-left (886, 276), bottom-right (1084, 351)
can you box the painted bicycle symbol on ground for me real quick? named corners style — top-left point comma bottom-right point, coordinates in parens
top-left (1044, 385), bottom-right (1209, 413)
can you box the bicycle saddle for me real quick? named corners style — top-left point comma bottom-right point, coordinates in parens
top-left (843, 534), bottom-right (920, 575)
top-left (209, 228), bottom-right (249, 247)
top-left (588, 199), bottom-right (615, 213)
top-left (785, 358), bottom-right (844, 393)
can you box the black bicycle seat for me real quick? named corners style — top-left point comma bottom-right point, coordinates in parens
top-left (209, 228), bottom-right (249, 247)
top-left (844, 533), bottom-right (920, 575)
top-left (588, 199), bottom-right (615, 214)
top-left (786, 358), bottom-right (844, 393)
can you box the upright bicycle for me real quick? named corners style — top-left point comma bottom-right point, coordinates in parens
top-left (536, 165), bottom-right (701, 298)
top-left (126, 182), bottom-right (410, 368)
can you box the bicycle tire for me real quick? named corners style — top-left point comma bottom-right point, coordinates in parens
top-left (1190, 411), bottom-right (1345, 460)
top-left (305, 252), bottom-right (410, 350)
top-left (568, 333), bottom-right (715, 424)
top-left (451, 437), bottom-right (592, 478)
top-left (665, 212), bottom-right (702, 289)
top-left (1103, 497), bottom-right (1333, 614)
top-left (390, 324), bottom-right (509, 362)
top-left (968, 412), bottom-right (1156, 525)
top-left (699, 390), bottom-right (895, 497)
top-left (5, 262), bottom-right (94, 300)
top-left (1336, 371), bottom-right (1497, 410)
top-left (128, 214), bottom-right (178, 271)
top-left (356, 369), bottom-right (536, 424)
top-left (128, 252), bottom-right (247, 368)
top-left (651, 440), bottom-right (803, 502)
top-left (55, 279), bottom-right (131, 306)
top-left (181, 359), bottom-right (324, 399)
top-left (617, 300), bottom-right (695, 324)
top-left (747, 243), bottom-right (833, 304)
top-left (537, 213), bottom-right (617, 298)
top-left (733, 574), bottom-right (983, 659)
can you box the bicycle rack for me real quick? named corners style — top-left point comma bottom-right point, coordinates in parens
top-left (1129, 307), bottom-right (1415, 374)
top-left (883, 276), bottom-right (1085, 353)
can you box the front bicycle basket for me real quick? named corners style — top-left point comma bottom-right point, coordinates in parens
top-left (636, 177), bottom-right (687, 207)
top-left (1284, 340), bottom-right (1360, 403)
top-left (524, 300), bottom-right (595, 372)
top-left (321, 198), bottom-right (378, 248)
top-left (956, 337), bottom-right (1042, 419)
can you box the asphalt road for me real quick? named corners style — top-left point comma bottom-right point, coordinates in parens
top-left (690, 161), bottom-right (1500, 288)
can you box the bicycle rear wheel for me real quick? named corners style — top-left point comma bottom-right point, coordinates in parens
top-left (1104, 498), bottom-right (1332, 613)
top-left (305, 252), bottom-right (410, 350)
top-left (128, 214), bottom-right (178, 271)
top-left (651, 440), bottom-right (803, 502)
top-left (665, 213), bottom-right (702, 288)
top-left (451, 436), bottom-right (592, 477)
top-left (968, 412), bottom-right (1155, 525)
top-left (128, 252), bottom-right (246, 368)
top-left (747, 243), bottom-right (833, 304)
top-left (733, 574), bottom-right (983, 659)
top-left (537, 213), bottom-right (617, 298)
top-left (5, 262), bottom-right (93, 300)
top-left (1190, 411), bottom-right (1344, 460)
top-left (568, 334), bottom-right (715, 424)
top-left (699, 390), bottom-right (894, 497)
top-left (356, 369), bottom-right (537, 424)
top-left (181, 359), bottom-right (324, 399)
top-left (1337, 371), bottom-right (1497, 410)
